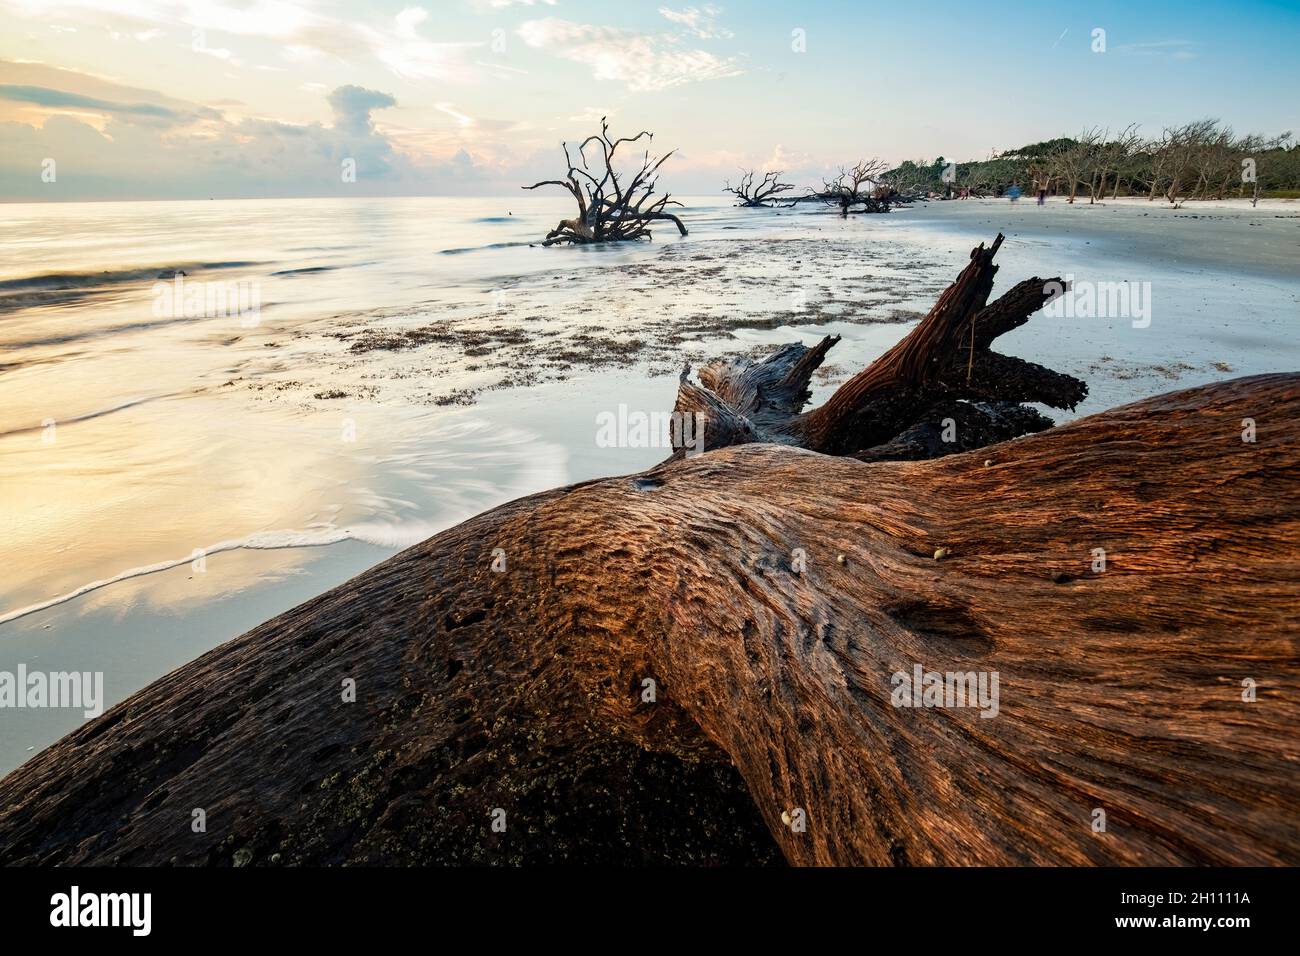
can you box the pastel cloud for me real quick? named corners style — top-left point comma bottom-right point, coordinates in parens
top-left (0, 84), bottom-right (184, 119)
top-left (327, 84), bottom-right (396, 135)
top-left (516, 17), bottom-right (742, 91)
top-left (658, 5), bottom-right (733, 40)
top-left (0, 63), bottom-right (492, 199)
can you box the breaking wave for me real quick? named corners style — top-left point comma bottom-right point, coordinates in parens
top-left (0, 522), bottom-right (441, 626)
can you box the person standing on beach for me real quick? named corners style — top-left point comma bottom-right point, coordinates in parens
top-left (1007, 184), bottom-right (1021, 203)
top-left (1037, 180), bottom-right (1047, 206)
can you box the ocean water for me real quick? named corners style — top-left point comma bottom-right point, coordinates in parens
top-left (2, 194), bottom-right (1297, 773)
top-left (0, 194), bottom-right (819, 770)
top-left (0, 195), bottom-right (812, 608)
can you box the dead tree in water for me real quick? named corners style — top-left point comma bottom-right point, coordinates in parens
top-left (523, 118), bottom-right (687, 246)
top-left (817, 158), bottom-right (893, 215)
top-left (724, 169), bottom-right (797, 207)
top-left (1, 238), bottom-right (1296, 867)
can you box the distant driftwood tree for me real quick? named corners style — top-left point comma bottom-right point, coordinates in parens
top-left (816, 158), bottom-right (893, 215)
top-left (523, 118), bottom-right (687, 245)
top-left (2, 235), bottom-right (1296, 867)
top-left (724, 169), bottom-right (797, 207)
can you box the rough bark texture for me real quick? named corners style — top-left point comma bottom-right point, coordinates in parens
top-left (1, 237), bottom-right (1296, 867)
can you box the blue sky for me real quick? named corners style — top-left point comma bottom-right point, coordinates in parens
top-left (1, 0), bottom-right (1296, 198)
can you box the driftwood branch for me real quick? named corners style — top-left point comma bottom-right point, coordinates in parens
top-left (674, 234), bottom-right (1084, 458)
top-left (724, 169), bottom-right (797, 207)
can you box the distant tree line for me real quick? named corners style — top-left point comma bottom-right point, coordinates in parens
top-left (883, 120), bottom-right (1298, 204)
top-left (529, 117), bottom-right (1298, 247)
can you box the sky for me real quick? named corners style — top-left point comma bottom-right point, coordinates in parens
top-left (1, 0), bottom-right (1297, 199)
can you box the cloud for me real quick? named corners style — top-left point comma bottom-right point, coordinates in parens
top-left (327, 84), bottom-right (397, 135)
top-left (763, 143), bottom-right (814, 171)
top-left (0, 84), bottom-right (180, 119)
top-left (435, 102), bottom-right (474, 128)
top-left (474, 59), bottom-right (530, 79)
top-left (360, 7), bottom-right (483, 81)
top-left (194, 43), bottom-right (236, 63)
top-left (517, 17), bottom-right (742, 91)
top-left (658, 5), bottom-right (733, 40)
top-left (0, 2), bottom-right (485, 79)
top-left (0, 68), bottom-right (522, 199)
top-left (0, 0), bottom-right (331, 44)
top-left (0, 66), bottom-right (224, 129)
top-left (569, 106), bottom-right (616, 124)
top-left (1, 59), bottom-right (209, 112)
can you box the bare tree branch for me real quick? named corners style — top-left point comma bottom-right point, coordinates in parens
top-left (523, 118), bottom-right (688, 245)
top-left (723, 169), bottom-right (797, 207)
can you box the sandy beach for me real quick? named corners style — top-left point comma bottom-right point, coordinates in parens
top-left (1, 194), bottom-right (1297, 775)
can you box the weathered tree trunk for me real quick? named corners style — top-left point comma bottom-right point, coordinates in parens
top-left (673, 235), bottom-right (1084, 459)
top-left (525, 119), bottom-right (688, 246)
top-left (1, 241), bottom-right (1296, 867)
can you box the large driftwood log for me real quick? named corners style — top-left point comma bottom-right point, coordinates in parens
top-left (1, 238), bottom-right (1296, 866)
top-left (0, 373), bottom-right (1296, 866)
